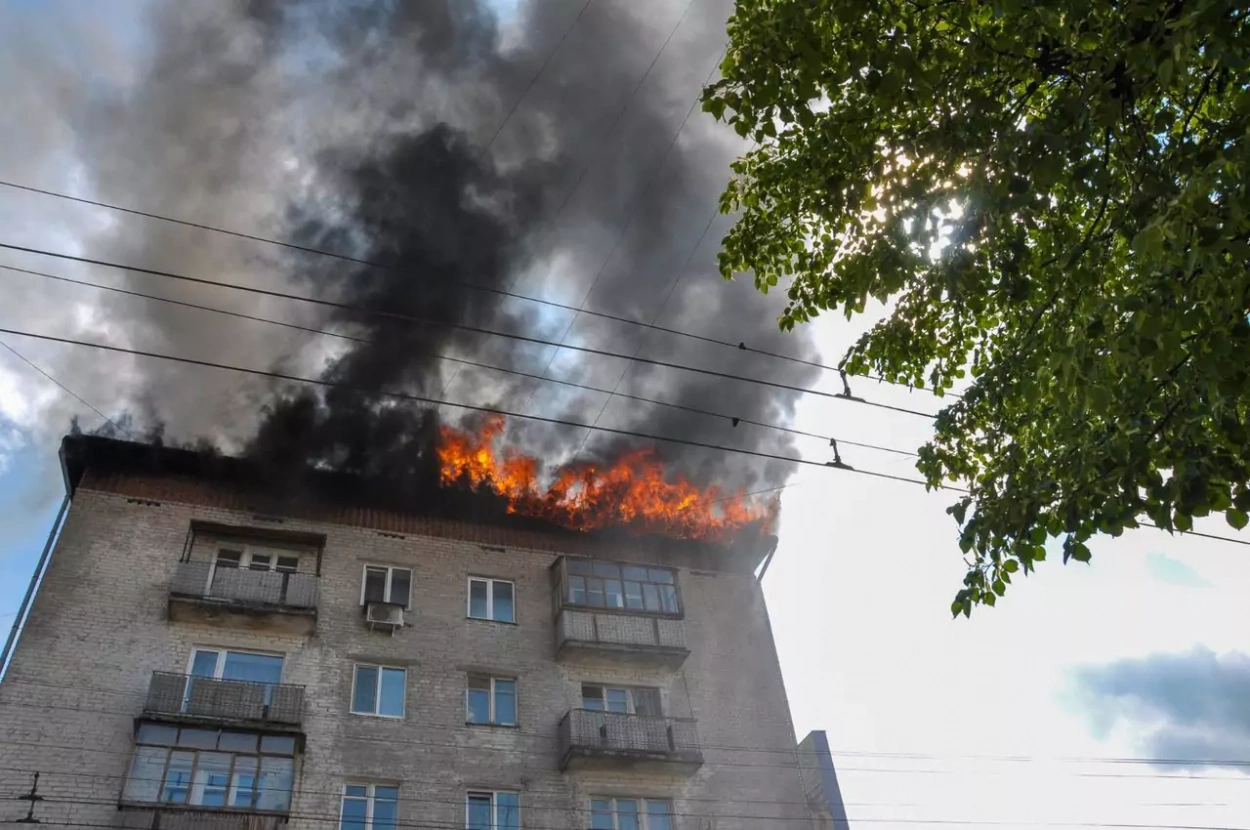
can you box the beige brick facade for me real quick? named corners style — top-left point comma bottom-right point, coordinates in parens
top-left (0, 456), bottom-right (812, 830)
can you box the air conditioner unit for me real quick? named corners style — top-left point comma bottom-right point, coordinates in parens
top-left (364, 601), bottom-right (404, 633)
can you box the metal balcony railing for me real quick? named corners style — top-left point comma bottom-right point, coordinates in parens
top-left (117, 806), bottom-right (288, 830)
top-left (144, 672), bottom-right (304, 727)
top-left (559, 709), bottom-right (703, 768)
top-left (171, 562), bottom-right (318, 610)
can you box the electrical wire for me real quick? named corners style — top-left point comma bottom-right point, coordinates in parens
top-left (0, 339), bottom-right (127, 437)
top-left (0, 183), bottom-right (948, 399)
top-left (0, 241), bottom-right (939, 420)
top-left (0, 325), bottom-right (955, 495)
top-left (0, 263), bottom-right (915, 461)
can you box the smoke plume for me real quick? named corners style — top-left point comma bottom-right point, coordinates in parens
top-left (3, 0), bottom-right (822, 525)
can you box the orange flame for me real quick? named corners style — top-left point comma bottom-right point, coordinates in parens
top-left (437, 415), bottom-right (776, 541)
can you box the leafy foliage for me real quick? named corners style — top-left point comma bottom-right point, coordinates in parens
top-left (703, 0), bottom-right (1250, 614)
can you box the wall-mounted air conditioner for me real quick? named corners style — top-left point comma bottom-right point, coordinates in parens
top-left (364, 601), bottom-right (404, 633)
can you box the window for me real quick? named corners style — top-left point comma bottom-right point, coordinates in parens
top-left (467, 577), bottom-right (514, 623)
top-left (581, 684), bottom-right (661, 716)
top-left (564, 559), bottom-right (679, 614)
top-left (122, 724), bottom-right (295, 812)
top-left (590, 798), bottom-right (672, 830)
top-left (341, 783), bottom-right (398, 830)
top-left (215, 545), bottom-right (301, 573)
top-left (188, 648), bottom-right (284, 708)
top-left (466, 791), bottom-right (519, 830)
top-left (466, 675), bottom-right (516, 726)
top-left (351, 665), bottom-right (406, 718)
top-left (362, 565), bottom-right (412, 608)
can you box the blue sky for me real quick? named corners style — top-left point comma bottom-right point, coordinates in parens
top-left (0, 2), bottom-right (1248, 829)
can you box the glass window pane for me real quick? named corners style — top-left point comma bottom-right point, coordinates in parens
top-left (193, 752), bottom-right (231, 807)
top-left (566, 558), bottom-right (592, 575)
top-left (230, 757), bottom-right (257, 808)
top-left (581, 685), bottom-right (604, 709)
top-left (468, 579), bottom-right (489, 619)
top-left (606, 689), bottom-right (629, 713)
top-left (216, 549), bottom-right (242, 567)
top-left (568, 575), bottom-right (586, 604)
top-left (178, 728), bottom-right (218, 749)
top-left (257, 757), bottom-right (293, 811)
top-left (604, 579), bottom-right (624, 608)
top-left (648, 569), bottom-right (674, 584)
top-left (592, 562), bottom-right (620, 578)
top-left (495, 680), bottom-right (516, 725)
top-left (123, 746), bottom-right (166, 803)
top-left (467, 795), bottom-right (492, 830)
top-left (379, 668), bottom-right (405, 717)
top-left (624, 581), bottom-right (644, 609)
top-left (190, 650), bottom-right (219, 678)
top-left (374, 791), bottom-right (399, 830)
top-left (276, 556), bottom-right (300, 573)
top-left (219, 732), bottom-right (258, 753)
top-left (353, 666), bottom-right (379, 714)
top-left (248, 554), bottom-right (272, 571)
top-left (590, 800), bottom-right (614, 830)
top-left (496, 792), bottom-right (520, 830)
top-left (467, 688), bottom-right (490, 723)
top-left (632, 688), bottom-right (662, 717)
top-left (616, 798), bottom-right (640, 830)
top-left (642, 584), bottom-right (661, 611)
top-left (389, 569), bottom-right (411, 606)
top-left (345, 785), bottom-right (368, 798)
top-left (261, 735), bottom-right (296, 755)
top-left (161, 751), bottom-right (194, 804)
top-left (340, 794), bottom-right (367, 830)
top-left (659, 584), bottom-right (679, 614)
top-left (586, 578), bottom-right (605, 607)
top-left (492, 581), bottom-right (514, 623)
top-left (137, 723), bottom-right (178, 746)
top-left (645, 800), bottom-right (673, 830)
top-left (364, 567), bottom-right (387, 602)
top-left (222, 651), bottom-right (283, 685)
top-left (622, 566), bottom-right (648, 581)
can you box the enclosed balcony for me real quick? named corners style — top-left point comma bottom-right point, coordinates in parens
top-left (551, 557), bottom-right (689, 669)
top-left (116, 805), bottom-right (290, 830)
top-left (168, 561), bottom-right (318, 635)
top-left (558, 709), bottom-right (703, 774)
top-left (144, 671), bottom-right (304, 730)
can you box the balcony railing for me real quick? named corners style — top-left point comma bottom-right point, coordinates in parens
top-left (144, 672), bottom-right (304, 728)
top-left (117, 806), bottom-right (288, 830)
top-left (171, 561), bottom-right (318, 610)
top-left (558, 709), bottom-right (703, 772)
top-left (555, 608), bottom-right (688, 668)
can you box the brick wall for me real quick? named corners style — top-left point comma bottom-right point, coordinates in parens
top-left (0, 483), bottom-right (812, 830)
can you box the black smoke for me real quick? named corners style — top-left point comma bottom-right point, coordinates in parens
top-left (62, 0), bottom-right (823, 524)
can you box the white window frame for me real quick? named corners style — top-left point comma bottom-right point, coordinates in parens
top-left (186, 647), bottom-right (285, 681)
top-left (360, 564), bottom-right (412, 609)
top-left (213, 543), bottom-right (302, 572)
top-left (590, 797), bottom-right (673, 830)
top-left (340, 782), bottom-right (399, 830)
top-left (465, 791), bottom-right (519, 830)
top-left (466, 577), bottom-right (515, 623)
top-left (581, 684), bottom-right (661, 716)
top-left (465, 675), bottom-right (517, 726)
top-left (350, 663), bottom-right (407, 719)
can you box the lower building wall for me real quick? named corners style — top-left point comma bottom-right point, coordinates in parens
top-left (0, 488), bottom-right (812, 829)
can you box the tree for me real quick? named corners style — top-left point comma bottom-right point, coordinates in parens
top-left (702, 0), bottom-right (1250, 614)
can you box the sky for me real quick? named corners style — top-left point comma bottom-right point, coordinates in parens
top-left (0, 2), bottom-right (1248, 830)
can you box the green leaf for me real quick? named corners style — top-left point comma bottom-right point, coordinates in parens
top-left (1158, 57), bottom-right (1173, 87)
top-left (1227, 508), bottom-right (1249, 530)
top-left (1003, 559), bottom-right (1020, 573)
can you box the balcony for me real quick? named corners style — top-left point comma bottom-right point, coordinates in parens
top-left (555, 608), bottom-right (689, 668)
top-left (168, 561), bottom-right (318, 635)
top-left (558, 709), bottom-right (703, 774)
top-left (116, 806), bottom-right (288, 830)
top-left (143, 672), bottom-right (304, 730)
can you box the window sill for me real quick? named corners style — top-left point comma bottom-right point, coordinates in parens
top-left (348, 711), bottom-right (406, 720)
top-left (465, 721), bottom-right (520, 729)
top-left (466, 616), bottom-right (517, 626)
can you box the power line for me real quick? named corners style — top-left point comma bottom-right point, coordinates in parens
top-left (0, 186), bottom-right (941, 397)
top-left (0, 326), bottom-right (953, 496)
top-left (0, 263), bottom-right (916, 461)
top-left (0, 241), bottom-right (939, 420)
top-left (0, 339), bottom-right (127, 437)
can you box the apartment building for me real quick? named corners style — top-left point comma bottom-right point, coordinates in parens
top-left (0, 435), bottom-right (813, 830)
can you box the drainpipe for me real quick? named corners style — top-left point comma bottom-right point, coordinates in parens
top-left (0, 495), bottom-right (70, 678)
